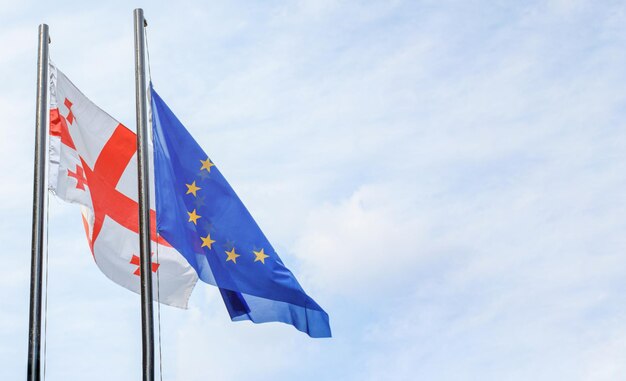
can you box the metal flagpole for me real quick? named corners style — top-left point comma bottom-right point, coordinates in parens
top-left (27, 23), bottom-right (49, 381)
top-left (133, 8), bottom-right (155, 381)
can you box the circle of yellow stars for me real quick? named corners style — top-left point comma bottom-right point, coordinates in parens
top-left (184, 157), bottom-right (271, 265)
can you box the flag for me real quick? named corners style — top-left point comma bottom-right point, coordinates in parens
top-left (150, 86), bottom-right (331, 338)
top-left (48, 63), bottom-right (197, 308)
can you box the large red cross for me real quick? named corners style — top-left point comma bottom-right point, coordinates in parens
top-left (50, 98), bottom-right (169, 253)
top-left (80, 124), bottom-right (169, 252)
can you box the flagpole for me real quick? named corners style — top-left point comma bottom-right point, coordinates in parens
top-left (27, 23), bottom-right (49, 381)
top-left (133, 9), bottom-right (155, 381)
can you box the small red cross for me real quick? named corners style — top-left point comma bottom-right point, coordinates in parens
top-left (130, 253), bottom-right (160, 276)
top-left (64, 98), bottom-right (75, 124)
top-left (67, 165), bottom-right (88, 190)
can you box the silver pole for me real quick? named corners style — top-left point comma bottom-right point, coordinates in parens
top-left (133, 8), bottom-right (155, 381)
top-left (27, 23), bottom-right (49, 381)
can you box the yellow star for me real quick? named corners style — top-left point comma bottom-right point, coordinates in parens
top-left (185, 181), bottom-right (201, 197)
top-left (253, 248), bottom-right (270, 264)
top-left (225, 248), bottom-right (240, 263)
top-left (200, 158), bottom-right (215, 173)
top-left (187, 209), bottom-right (201, 225)
top-left (201, 233), bottom-right (216, 249)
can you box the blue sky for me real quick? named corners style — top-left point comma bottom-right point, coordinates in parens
top-left (2, 1), bottom-right (626, 380)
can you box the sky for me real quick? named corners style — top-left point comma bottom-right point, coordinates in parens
top-left (2, 0), bottom-right (626, 380)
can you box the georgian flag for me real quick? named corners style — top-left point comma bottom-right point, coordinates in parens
top-left (48, 62), bottom-right (197, 308)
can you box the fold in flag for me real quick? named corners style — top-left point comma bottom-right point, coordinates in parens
top-left (151, 86), bottom-right (331, 338)
top-left (48, 63), bottom-right (197, 308)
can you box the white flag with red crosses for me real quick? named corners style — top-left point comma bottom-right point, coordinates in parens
top-left (48, 62), bottom-right (197, 308)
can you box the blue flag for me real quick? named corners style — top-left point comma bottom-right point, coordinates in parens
top-left (150, 86), bottom-right (331, 338)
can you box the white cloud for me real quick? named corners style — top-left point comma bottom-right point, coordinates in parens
top-left (293, 183), bottom-right (424, 299)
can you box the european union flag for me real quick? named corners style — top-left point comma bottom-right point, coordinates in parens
top-left (150, 85), bottom-right (331, 338)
